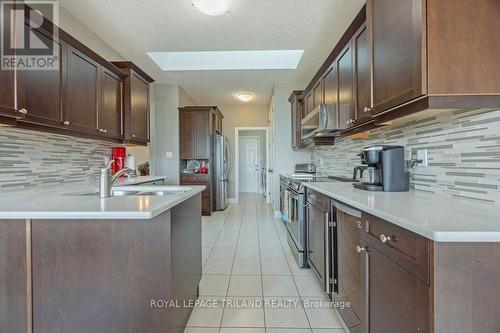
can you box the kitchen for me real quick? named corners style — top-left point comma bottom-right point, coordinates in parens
top-left (1, 0), bottom-right (500, 333)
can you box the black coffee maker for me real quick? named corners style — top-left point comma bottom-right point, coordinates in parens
top-left (353, 145), bottom-right (409, 192)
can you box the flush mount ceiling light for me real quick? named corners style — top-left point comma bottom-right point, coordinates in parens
top-left (237, 92), bottom-right (255, 102)
top-left (147, 50), bottom-right (304, 71)
top-left (192, 0), bottom-right (232, 16)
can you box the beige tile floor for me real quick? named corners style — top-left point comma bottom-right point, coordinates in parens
top-left (185, 193), bottom-right (346, 333)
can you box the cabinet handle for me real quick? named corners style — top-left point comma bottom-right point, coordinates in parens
top-left (63, 121), bottom-right (70, 126)
top-left (356, 245), bottom-right (366, 253)
top-left (380, 234), bottom-right (392, 243)
top-left (18, 109), bottom-right (28, 114)
top-left (364, 106), bottom-right (372, 113)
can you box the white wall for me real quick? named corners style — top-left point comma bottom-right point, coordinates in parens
top-left (153, 85), bottom-right (197, 184)
top-left (59, 7), bottom-right (125, 61)
top-left (220, 105), bottom-right (269, 198)
top-left (270, 84), bottom-right (311, 210)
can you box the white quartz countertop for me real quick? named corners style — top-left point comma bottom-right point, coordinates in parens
top-left (0, 176), bottom-right (205, 220)
top-left (303, 181), bottom-right (500, 242)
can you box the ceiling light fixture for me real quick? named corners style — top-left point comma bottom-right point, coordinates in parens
top-left (192, 0), bottom-right (232, 16)
top-left (237, 92), bottom-right (255, 102)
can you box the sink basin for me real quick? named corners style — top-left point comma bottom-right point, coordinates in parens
top-left (71, 188), bottom-right (190, 197)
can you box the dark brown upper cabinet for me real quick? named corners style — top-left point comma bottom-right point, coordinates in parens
top-left (304, 92), bottom-right (313, 116)
top-left (65, 46), bottom-right (100, 134)
top-left (289, 90), bottom-right (303, 150)
top-left (3, 2), bottom-right (128, 142)
top-left (312, 80), bottom-right (323, 109)
top-left (194, 112), bottom-right (210, 159)
top-left (112, 62), bottom-right (154, 146)
top-left (179, 106), bottom-right (223, 160)
top-left (368, 0), bottom-right (425, 114)
top-left (353, 23), bottom-right (372, 125)
top-left (295, 0), bottom-right (500, 137)
top-left (322, 65), bottom-right (340, 131)
top-left (179, 112), bottom-right (195, 160)
top-left (338, 43), bottom-right (355, 129)
top-left (368, 0), bottom-right (500, 119)
top-left (98, 67), bottom-right (124, 139)
top-left (0, 66), bottom-right (22, 124)
top-left (0, 1), bottom-right (24, 124)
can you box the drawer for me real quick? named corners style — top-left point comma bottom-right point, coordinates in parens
top-left (361, 212), bottom-right (431, 285)
top-left (180, 173), bottom-right (211, 184)
top-left (306, 189), bottom-right (324, 208)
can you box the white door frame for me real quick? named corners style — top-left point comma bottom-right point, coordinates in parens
top-left (235, 127), bottom-right (269, 204)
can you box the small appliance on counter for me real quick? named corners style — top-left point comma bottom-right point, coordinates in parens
top-left (111, 147), bottom-right (126, 176)
top-left (353, 145), bottom-right (409, 192)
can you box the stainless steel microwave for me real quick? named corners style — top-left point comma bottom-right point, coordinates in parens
top-left (301, 104), bottom-right (339, 141)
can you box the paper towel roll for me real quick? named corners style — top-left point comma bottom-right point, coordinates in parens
top-left (125, 154), bottom-right (135, 170)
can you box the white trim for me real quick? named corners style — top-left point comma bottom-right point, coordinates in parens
top-left (274, 211), bottom-right (282, 218)
top-left (227, 198), bottom-right (237, 204)
top-left (234, 127), bottom-right (269, 204)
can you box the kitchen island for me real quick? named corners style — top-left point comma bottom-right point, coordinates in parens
top-left (0, 181), bottom-right (205, 333)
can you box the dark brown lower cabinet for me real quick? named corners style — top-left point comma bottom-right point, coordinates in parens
top-left (180, 174), bottom-right (212, 216)
top-left (0, 220), bottom-right (29, 333)
top-left (362, 241), bottom-right (430, 333)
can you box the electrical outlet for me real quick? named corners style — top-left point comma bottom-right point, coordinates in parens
top-left (417, 149), bottom-right (428, 167)
top-left (165, 152), bottom-right (173, 158)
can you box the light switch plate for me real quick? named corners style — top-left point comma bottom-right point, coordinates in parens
top-left (165, 152), bottom-right (173, 158)
top-left (417, 149), bottom-right (428, 167)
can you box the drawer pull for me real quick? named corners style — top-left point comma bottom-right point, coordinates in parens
top-left (380, 234), bottom-right (392, 244)
top-left (356, 245), bottom-right (366, 253)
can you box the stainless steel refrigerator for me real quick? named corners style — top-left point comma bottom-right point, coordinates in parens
top-left (215, 134), bottom-right (230, 210)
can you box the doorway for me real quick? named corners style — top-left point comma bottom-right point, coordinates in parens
top-left (235, 127), bottom-right (269, 203)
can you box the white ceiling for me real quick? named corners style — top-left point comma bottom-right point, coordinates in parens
top-left (59, 0), bottom-right (365, 106)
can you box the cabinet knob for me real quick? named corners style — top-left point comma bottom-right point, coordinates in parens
top-left (63, 121), bottom-right (70, 126)
top-left (364, 106), bottom-right (372, 113)
top-left (18, 109), bottom-right (28, 114)
top-left (380, 234), bottom-right (392, 243)
top-left (103, 129), bottom-right (108, 133)
top-left (131, 134), bottom-right (136, 138)
top-left (356, 245), bottom-right (366, 253)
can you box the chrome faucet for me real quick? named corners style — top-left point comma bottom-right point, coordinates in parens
top-left (99, 160), bottom-right (135, 198)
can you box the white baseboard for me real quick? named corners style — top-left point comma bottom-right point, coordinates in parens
top-left (274, 211), bottom-right (282, 218)
top-left (227, 198), bottom-right (237, 204)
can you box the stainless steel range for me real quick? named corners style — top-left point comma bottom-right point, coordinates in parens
top-left (279, 164), bottom-right (322, 267)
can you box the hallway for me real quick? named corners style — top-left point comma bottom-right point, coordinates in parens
top-left (185, 193), bottom-right (346, 332)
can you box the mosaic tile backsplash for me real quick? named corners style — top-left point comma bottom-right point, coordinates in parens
top-left (311, 108), bottom-right (500, 204)
top-left (0, 127), bottom-right (113, 193)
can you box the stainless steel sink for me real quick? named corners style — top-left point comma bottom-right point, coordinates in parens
top-left (71, 189), bottom-right (189, 197)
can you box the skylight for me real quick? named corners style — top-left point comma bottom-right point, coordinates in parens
top-left (147, 50), bottom-right (304, 71)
